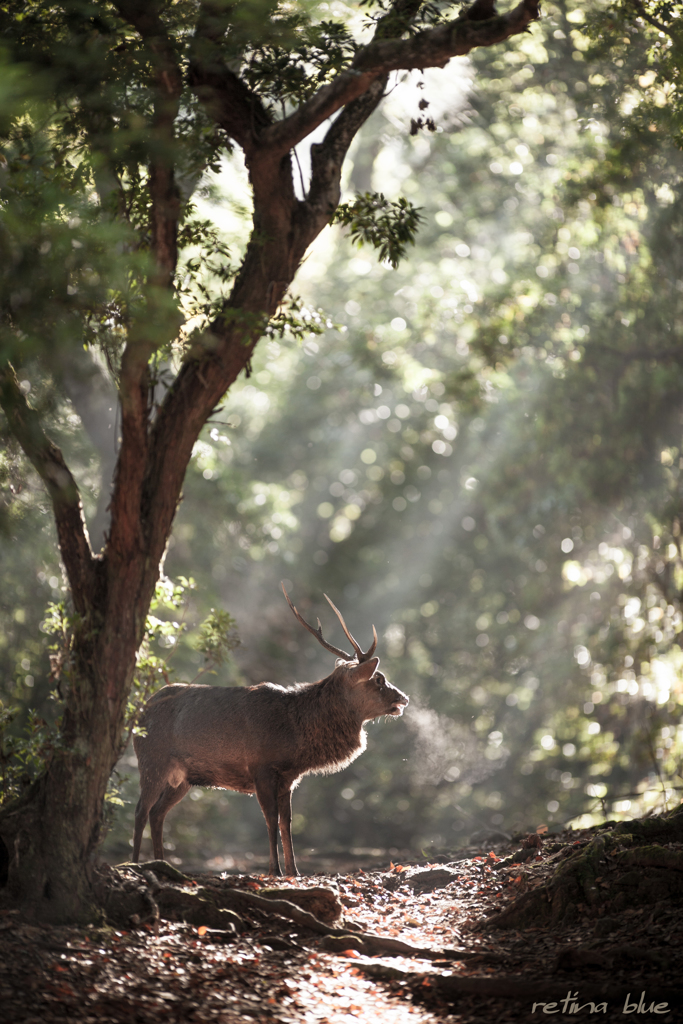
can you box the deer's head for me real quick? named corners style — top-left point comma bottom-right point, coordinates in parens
top-left (281, 583), bottom-right (409, 720)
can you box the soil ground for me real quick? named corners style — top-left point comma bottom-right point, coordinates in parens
top-left (0, 824), bottom-right (681, 1024)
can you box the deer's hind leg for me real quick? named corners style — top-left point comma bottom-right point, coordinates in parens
top-left (133, 778), bottom-right (166, 863)
top-left (148, 781), bottom-right (191, 861)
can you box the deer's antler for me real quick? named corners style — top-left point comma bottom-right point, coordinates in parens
top-left (281, 583), bottom-right (378, 663)
top-left (324, 594), bottom-right (377, 663)
top-left (281, 583), bottom-right (353, 660)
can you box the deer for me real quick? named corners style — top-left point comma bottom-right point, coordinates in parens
top-left (132, 583), bottom-right (409, 876)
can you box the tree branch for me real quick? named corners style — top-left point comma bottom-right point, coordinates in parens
top-left (106, 339), bottom-right (150, 573)
top-left (0, 365), bottom-right (97, 612)
top-left (118, 0), bottom-right (540, 615)
top-left (189, 62), bottom-right (272, 153)
top-left (188, 1), bottom-right (272, 153)
top-left (372, 0), bottom-right (432, 41)
top-left (262, 0), bottom-right (540, 155)
top-left (111, 0), bottom-right (184, 287)
top-left (627, 0), bottom-right (676, 38)
top-left (102, 4), bottom-right (186, 568)
top-left (306, 77), bottom-right (388, 217)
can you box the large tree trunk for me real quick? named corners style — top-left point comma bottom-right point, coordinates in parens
top-left (0, 599), bottom-right (137, 922)
top-left (2, 733), bottom-right (116, 924)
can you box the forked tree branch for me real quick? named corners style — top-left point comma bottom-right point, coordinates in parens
top-left (106, 0), bottom-right (542, 611)
top-left (0, 365), bottom-right (97, 613)
top-left (262, 0), bottom-right (540, 155)
top-left (188, 62), bottom-right (272, 153)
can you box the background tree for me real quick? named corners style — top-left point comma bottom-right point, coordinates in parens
top-left (0, 0), bottom-right (542, 922)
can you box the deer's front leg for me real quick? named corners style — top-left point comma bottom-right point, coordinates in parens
top-left (253, 767), bottom-right (282, 876)
top-left (278, 784), bottom-right (298, 877)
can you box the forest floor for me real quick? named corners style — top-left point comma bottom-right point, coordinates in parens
top-left (0, 818), bottom-right (682, 1024)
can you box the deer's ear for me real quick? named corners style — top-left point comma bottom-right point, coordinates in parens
top-left (347, 657), bottom-right (380, 686)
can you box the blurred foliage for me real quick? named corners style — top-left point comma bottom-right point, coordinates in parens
top-left (0, 702), bottom-right (60, 806)
top-left (194, 609), bottom-right (242, 674)
top-left (2, 1), bottom-right (683, 868)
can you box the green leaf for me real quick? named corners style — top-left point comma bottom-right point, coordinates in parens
top-left (332, 192), bottom-right (423, 269)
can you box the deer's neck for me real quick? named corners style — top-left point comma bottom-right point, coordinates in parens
top-left (293, 681), bottom-right (366, 775)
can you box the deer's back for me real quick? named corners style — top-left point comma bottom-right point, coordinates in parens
top-left (135, 682), bottom-right (343, 792)
top-left (136, 679), bottom-right (368, 796)
top-left (140, 681), bottom-right (297, 752)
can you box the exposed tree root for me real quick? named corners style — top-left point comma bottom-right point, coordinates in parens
top-left (117, 859), bottom-right (187, 882)
top-left (614, 846), bottom-right (683, 872)
top-left (207, 883), bottom-right (462, 959)
top-left (348, 958), bottom-right (683, 1010)
top-left (102, 862), bottom-right (475, 961)
top-left (96, 863), bottom-right (242, 932)
top-left (252, 885), bottom-right (343, 923)
top-left (405, 972), bottom-right (683, 1010)
top-left (318, 932), bottom-right (491, 961)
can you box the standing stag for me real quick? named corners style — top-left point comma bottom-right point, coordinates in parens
top-left (132, 584), bottom-right (409, 875)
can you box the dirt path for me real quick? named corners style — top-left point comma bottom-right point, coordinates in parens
top-left (1, 825), bottom-right (681, 1023)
